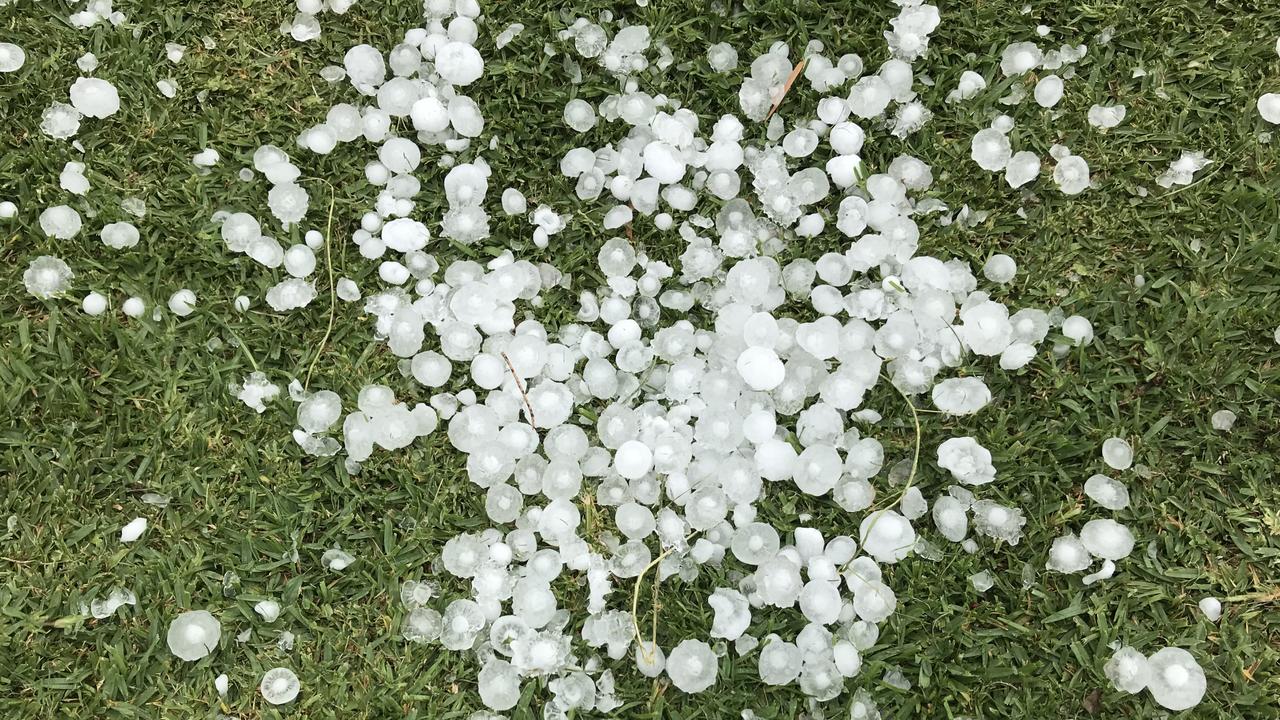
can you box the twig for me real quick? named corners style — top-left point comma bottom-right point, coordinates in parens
top-left (500, 352), bottom-right (537, 430)
top-left (632, 531), bottom-right (700, 661)
top-left (764, 58), bottom-right (807, 121)
top-left (304, 187), bottom-right (338, 389)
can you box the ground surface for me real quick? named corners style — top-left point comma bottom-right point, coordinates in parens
top-left (2, 1), bottom-right (1279, 718)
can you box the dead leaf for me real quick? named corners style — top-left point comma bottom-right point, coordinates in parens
top-left (765, 58), bottom-right (807, 121)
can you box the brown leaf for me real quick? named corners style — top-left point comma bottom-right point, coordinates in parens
top-left (1082, 688), bottom-right (1102, 715)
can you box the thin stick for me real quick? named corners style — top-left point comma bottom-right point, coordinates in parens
top-left (304, 187), bottom-right (338, 389)
top-left (764, 58), bottom-right (807, 121)
top-left (632, 530), bottom-right (700, 661)
top-left (500, 352), bottom-right (537, 430)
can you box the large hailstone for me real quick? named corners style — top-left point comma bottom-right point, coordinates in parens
top-left (1146, 647), bottom-right (1206, 710)
top-left (1105, 645), bottom-right (1152, 694)
top-left (23, 256), bottom-right (74, 299)
top-left (1083, 474), bottom-right (1129, 510)
top-left (167, 610), bottom-right (221, 661)
top-left (858, 510), bottom-right (916, 563)
top-left (260, 667), bottom-right (300, 705)
top-left (478, 658), bottom-right (521, 710)
top-left (39, 205), bottom-right (83, 239)
top-left (970, 128), bottom-right (1012, 171)
top-left (1053, 154), bottom-right (1091, 194)
top-left (666, 639), bottom-right (718, 693)
top-left (69, 77), bottom-right (121, 118)
top-left (931, 377), bottom-right (992, 416)
top-left (0, 42), bottom-right (25, 72)
top-left (1079, 519), bottom-right (1135, 560)
top-left (435, 41), bottom-right (484, 86)
top-left (936, 437), bottom-right (996, 485)
top-left (959, 301), bottom-right (1013, 355)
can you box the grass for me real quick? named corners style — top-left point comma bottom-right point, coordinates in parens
top-left (2, 0), bottom-right (1279, 718)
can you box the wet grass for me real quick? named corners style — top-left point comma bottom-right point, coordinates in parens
top-left (2, 1), bottom-right (1279, 718)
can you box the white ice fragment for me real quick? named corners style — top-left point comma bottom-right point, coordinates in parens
top-left (215, 674), bottom-right (229, 697)
top-left (101, 221), bottom-right (140, 249)
top-left (1053, 153), bottom-right (1091, 195)
top-left (69, 77), bottom-right (121, 118)
top-left (90, 588), bottom-right (137, 619)
top-left (1004, 151), bottom-right (1040, 188)
top-left (236, 371), bottom-right (281, 413)
top-left (436, 41), bottom-right (484, 86)
top-left (322, 548), bottom-right (355, 571)
top-left (1198, 597), bottom-right (1222, 622)
top-left (1034, 75), bottom-right (1064, 107)
top-left (254, 600), bottom-right (282, 623)
top-left (1087, 103), bottom-right (1126, 129)
top-left (1155, 151), bottom-right (1210, 188)
top-left (666, 639), bottom-right (718, 693)
top-left (1259, 93), bottom-right (1280, 124)
top-left (1105, 645), bottom-right (1152, 694)
top-left (120, 517), bottom-right (147, 542)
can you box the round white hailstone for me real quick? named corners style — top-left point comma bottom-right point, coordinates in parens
top-left (381, 217), bottom-right (430, 253)
top-left (1004, 151), bottom-right (1040, 188)
top-left (1259, 94), bottom-right (1280, 124)
top-left (39, 205), bottom-right (82, 239)
top-left (233, 295), bottom-right (250, 312)
top-left (0, 200), bottom-right (16, 218)
top-left (168, 289), bottom-right (197, 317)
top-left (971, 128), bottom-right (1012, 171)
top-left (193, 148), bottom-right (220, 167)
top-left (859, 510), bottom-right (916, 563)
top-left (1034, 74), bottom-right (1064, 107)
top-left (260, 667), bottom-right (300, 705)
top-left (0, 43), bottom-right (25, 72)
top-left (435, 41), bottom-right (483, 85)
top-left (122, 297), bottom-right (145, 318)
top-left (666, 639), bottom-right (718, 693)
top-left (758, 637), bottom-right (801, 685)
top-left (412, 351), bottom-right (451, 387)
top-left (1146, 648), bottom-right (1206, 711)
top-left (742, 410), bottom-right (776, 444)
top-left (1102, 437), bottom-right (1133, 470)
top-left (798, 580), bottom-right (842, 625)
top-left (1210, 409), bottom-right (1236, 431)
top-left (1083, 474), bottom-right (1130, 510)
top-left (478, 659), bottom-right (520, 710)
top-left (1000, 41), bottom-right (1042, 76)
top-left (1105, 645), bottom-right (1152, 694)
top-left (706, 42), bottom-right (738, 72)
top-left (1061, 315), bottom-right (1094, 345)
top-left (614, 440), bottom-right (653, 479)
top-left (983, 254), bottom-right (1017, 283)
top-left (166, 610), bottom-right (221, 661)
top-left (931, 377), bottom-right (992, 416)
top-left (82, 292), bottom-right (108, 316)
top-left (501, 188), bottom-right (527, 215)
top-left (304, 125), bottom-right (337, 154)
top-left (1079, 518), bottom-right (1135, 560)
top-left (1054, 154), bottom-right (1091, 194)
top-left (410, 96), bottom-right (450, 132)
top-left (1045, 533), bottom-right (1091, 573)
top-left (23, 256), bottom-right (74, 299)
top-left (936, 437), bottom-right (996, 485)
top-left (101, 221), bottom-right (140, 249)
top-left (563, 98), bottom-right (596, 132)
top-left (69, 77), bottom-right (121, 118)
top-left (829, 122), bottom-right (865, 155)
top-left (643, 141), bottom-right (686, 185)
top-left (1198, 596), bottom-right (1222, 622)
top-left (284, 244), bottom-right (317, 278)
top-left (634, 641), bottom-right (666, 678)
top-left (379, 137), bottom-right (421, 174)
top-left (736, 346), bottom-right (785, 391)
top-left (1087, 103), bottom-right (1127, 129)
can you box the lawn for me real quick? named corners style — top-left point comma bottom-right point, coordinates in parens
top-left (2, 0), bottom-right (1279, 718)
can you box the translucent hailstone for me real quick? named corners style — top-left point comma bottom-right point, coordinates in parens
top-left (1198, 596), bottom-right (1222, 622)
top-left (758, 636), bottom-right (801, 685)
top-left (971, 128), bottom-right (1012, 171)
top-left (1087, 103), bottom-right (1127, 129)
top-left (731, 522), bottom-right (780, 564)
top-left (931, 377), bottom-right (992, 416)
top-left (1146, 647), bottom-right (1206, 710)
top-left (1101, 437), bottom-right (1133, 470)
top-left (932, 496), bottom-right (968, 542)
top-left (0, 201), bottom-right (15, 218)
top-left (101, 221), bottom-right (140, 249)
top-left (69, 77), bottom-right (121, 118)
top-left (1034, 74), bottom-right (1064, 107)
top-left (23, 256), bottom-right (74, 299)
top-left (236, 371), bottom-right (280, 413)
top-left (936, 437), bottom-right (996, 485)
top-left (799, 580), bottom-right (842, 625)
top-left (41, 102), bottom-right (82, 139)
top-left (90, 588), bottom-right (137, 619)
top-left (268, 182), bottom-right (310, 226)
top-left (707, 43), bottom-right (738, 72)
top-left (708, 588), bottom-right (751, 640)
top-left (859, 510), bottom-right (916, 563)
top-left (60, 161), bottom-right (90, 195)
top-left (168, 289), bottom-right (197, 316)
top-left (737, 346), bottom-right (785, 390)
top-left (1156, 151), bottom-right (1211, 188)
top-left (947, 70), bottom-right (987, 103)
top-left (1105, 645), bottom-right (1152, 694)
top-left (82, 291), bottom-right (108, 315)
top-left (39, 205), bottom-right (83, 239)
top-left (1000, 42), bottom-right (1043, 76)
top-left (322, 548), bottom-right (356, 570)
top-left (167, 610), bottom-right (222, 661)
top-left (0, 42), bottom-right (25, 72)
top-left (1045, 533), bottom-right (1090, 573)
top-left (1210, 409), bottom-right (1236, 431)
top-left (1259, 93), bottom-right (1280, 124)
top-left (667, 639), bottom-right (718, 693)
top-left (1083, 474), bottom-right (1129, 510)
top-left (1053, 153), bottom-right (1091, 194)
top-left (1080, 519), bottom-right (1134, 560)
top-left (971, 500), bottom-right (1026, 545)
top-left (1004, 151), bottom-right (1040, 188)
top-left (478, 659), bottom-right (521, 710)
top-left (983, 254), bottom-right (1017, 283)
top-left (563, 98), bottom-right (597, 132)
top-left (403, 607), bottom-right (443, 642)
top-left (260, 667), bottom-right (301, 705)
top-left (266, 278), bottom-right (316, 311)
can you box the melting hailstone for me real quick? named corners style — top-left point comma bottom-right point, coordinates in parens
top-left (260, 666), bottom-right (301, 705)
top-left (1083, 474), bottom-right (1129, 510)
top-left (1105, 645), bottom-right (1152, 694)
top-left (1101, 437), bottom-right (1133, 470)
top-left (119, 517), bottom-right (147, 542)
top-left (1146, 647), bottom-right (1206, 710)
top-left (1079, 519), bottom-right (1134, 560)
top-left (666, 639), bottom-right (718, 693)
top-left (23, 256), bottom-right (74, 299)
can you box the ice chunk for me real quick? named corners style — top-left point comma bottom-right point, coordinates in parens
top-left (708, 588), bottom-right (751, 639)
top-left (478, 659), bottom-right (521, 710)
top-left (1033, 75), bottom-right (1064, 107)
top-left (1084, 474), bottom-right (1129, 510)
top-left (82, 291), bottom-right (108, 316)
top-left (0, 42), bottom-right (25, 72)
top-left (23, 256), bottom-right (74, 299)
top-left (168, 289), bottom-right (197, 316)
top-left (1046, 533), bottom-right (1090, 573)
top-left (1146, 647), bottom-right (1206, 710)
top-left (39, 205), bottom-right (83, 239)
top-left (101, 221), bottom-right (140, 249)
top-left (120, 517), bottom-right (146, 542)
top-left (1259, 93), bottom-right (1280, 124)
top-left (859, 510), bottom-right (915, 563)
top-left (1101, 437), bottom-right (1133, 469)
top-left (1087, 103), bottom-right (1126, 129)
top-left (90, 588), bottom-right (137, 619)
top-left (69, 77), bottom-right (121, 118)
top-left (1197, 597), bottom-right (1222, 621)
top-left (667, 639), bottom-right (718, 693)
top-left (236, 371), bottom-right (280, 413)
top-left (254, 599), bottom-right (282, 623)
top-left (1156, 151), bottom-right (1210, 188)
top-left (167, 610), bottom-right (221, 661)
top-left (1080, 519), bottom-right (1134, 560)
top-left (260, 667), bottom-right (300, 705)
top-left (1105, 645), bottom-right (1151, 694)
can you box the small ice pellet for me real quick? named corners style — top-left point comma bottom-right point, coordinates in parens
top-left (122, 297), bottom-right (145, 318)
top-left (0, 201), bottom-right (16, 218)
top-left (82, 292), bottom-right (108, 316)
top-left (1210, 410), bottom-right (1236, 431)
top-left (120, 517), bottom-right (147, 542)
top-left (234, 295), bottom-right (250, 312)
top-left (1197, 597), bottom-right (1222, 622)
top-left (168, 289), bottom-right (197, 316)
